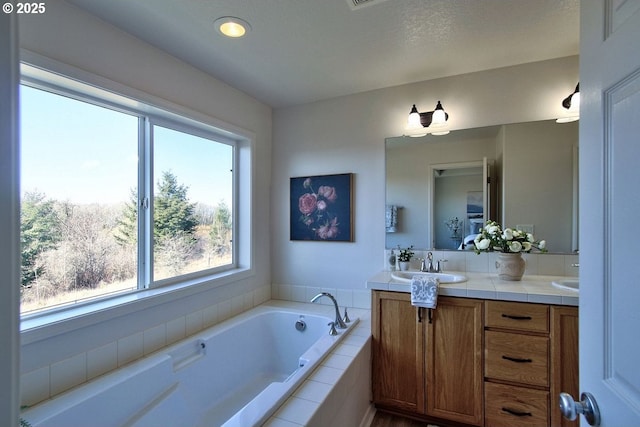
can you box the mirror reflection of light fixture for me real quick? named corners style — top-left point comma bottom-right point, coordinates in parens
top-left (405, 101), bottom-right (450, 137)
top-left (556, 83), bottom-right (580, 123)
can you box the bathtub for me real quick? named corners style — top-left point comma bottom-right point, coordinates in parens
top-left (23, 304), bottom-right (359, 427)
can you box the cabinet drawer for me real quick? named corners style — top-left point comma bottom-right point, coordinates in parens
top-left (486, 300), bottom-right (549, 333)
top-left (485, 382), bottom-right (549, 427)
top-left (485, 330), bottom-right (549, 387)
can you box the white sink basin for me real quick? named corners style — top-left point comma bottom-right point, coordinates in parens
top-left (552, 279), bottom-right (579, 292)
top-left (391, 271), bottom-right (468, 284)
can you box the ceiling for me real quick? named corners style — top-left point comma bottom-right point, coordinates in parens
top-left (65, 0), bottom-right (579, 108)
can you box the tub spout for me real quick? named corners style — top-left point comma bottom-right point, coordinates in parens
top-left (310, 292), bottom-right (348, 329)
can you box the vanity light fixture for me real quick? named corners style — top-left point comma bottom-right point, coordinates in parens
top-left (214, 16), bottom-right (251, 38)
top-left (405, 101), bottom-right (450, 137)
top-left (556, 83), bottom-right (580, 123)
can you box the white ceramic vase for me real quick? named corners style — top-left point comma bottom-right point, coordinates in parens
top-left (495, 252), bottom-right (525, 281)
top-left (398, 261), bottom-right (410, 271)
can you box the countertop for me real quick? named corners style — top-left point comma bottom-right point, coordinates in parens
top-left (366, 270), bottom-right (579, 306)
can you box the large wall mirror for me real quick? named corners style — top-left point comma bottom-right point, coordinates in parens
top-left (385, 119), bottom-right (578, 253)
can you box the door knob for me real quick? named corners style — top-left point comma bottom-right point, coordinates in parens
top-left (559, 392), bottom-right (601, 426)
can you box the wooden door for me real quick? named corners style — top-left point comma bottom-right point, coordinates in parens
top-left (426, 297), bottom-right (484, 425)
top-left (372, 291), bottom-right (425, 413)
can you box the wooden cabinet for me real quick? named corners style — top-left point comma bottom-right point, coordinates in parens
top-left (484, 301), bottom-right (579, 427)
top-left (372, 291), bottom-right (484, 425)
top-left (371, 291), bottom-right (425, 414)
top-left (550, 306), bottom-right (580, 427)
top-left (372, 290), bottom-right (579, 427)
top-left (427, 297), bottom-right (484, 425)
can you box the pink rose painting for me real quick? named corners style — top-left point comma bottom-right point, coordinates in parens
top-left (290, 173), bottom-right (353, 241)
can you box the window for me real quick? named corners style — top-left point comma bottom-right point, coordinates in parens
top-left (20, 67), bottom-right (239, 315)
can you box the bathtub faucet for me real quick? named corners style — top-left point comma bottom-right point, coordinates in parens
top-left (310, 292), bottom-right (348, 329)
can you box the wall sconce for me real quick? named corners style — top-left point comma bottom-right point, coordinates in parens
top-left (556, 83), bottom-right (580, 123)
top-left (405, 101), bottom-right (450, 137)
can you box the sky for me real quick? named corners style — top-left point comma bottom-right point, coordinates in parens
top-left (20, 85), bottom-right (233, 207)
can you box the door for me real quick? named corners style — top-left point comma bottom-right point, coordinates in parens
top-left (578, 1), bottom-right (640, 425)
top-left (372, 291), bottom-right (425, 414)
top-left (426, 297), bottom-right (483, 425)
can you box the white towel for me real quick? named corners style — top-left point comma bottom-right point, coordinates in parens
top-left (411, 275), bottom-right (439, 308)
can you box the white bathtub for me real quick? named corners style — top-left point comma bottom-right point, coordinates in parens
top-left (23, 304), bottom-right (359, 427)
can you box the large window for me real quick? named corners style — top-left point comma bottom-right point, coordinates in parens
top-left (20, 70), bottom-right (237, 314)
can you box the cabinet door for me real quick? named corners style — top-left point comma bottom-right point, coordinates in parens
top-left (372, 291), bottom-right (425, 413)
top-left (427, 297), bottom-right (484, 425)
top-left (550, 306), bottom-right (579, 427)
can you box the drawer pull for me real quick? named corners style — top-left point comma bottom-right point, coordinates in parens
top-left (502, 407), bottom-right (533, 417)
top-left (501, 314), bottom-right (532, 320)
top-left (502, 355), bottom-right (533, 363)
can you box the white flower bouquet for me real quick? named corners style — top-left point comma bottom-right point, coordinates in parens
top-left (474, 220), bottom-right (547, 254)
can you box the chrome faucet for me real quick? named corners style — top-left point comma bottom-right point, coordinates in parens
top-left (420, 252), bottom-right (443, 273)
top-left (310, 292), bottom-right (348, 329)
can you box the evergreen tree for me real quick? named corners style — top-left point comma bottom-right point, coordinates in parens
top-left (154, 170), bottom-right (198, 243)
top-left (114, 188), bottom-right (138, 246)
top-left (210, 201), bottom-right (232, 255)
top-left (20, 191), bottom-right (61, 287)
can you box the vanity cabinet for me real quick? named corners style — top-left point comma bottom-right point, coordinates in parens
top-left (484, 301), bottom-right (579, 427)
top-left (371, 291), bottom-right (425, 414)
top-left (372, 291), bottom-right (578, 427)
top-left (372, 291), bottom-right (484, 425)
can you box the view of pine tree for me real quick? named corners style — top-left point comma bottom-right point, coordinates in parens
top-left (20, 192), bottom-right (61, 287)
top-left (210, 201), bottom-right (232, 256)
top-left (115, 188), bottom-right (138, 246)
top-left (154, 170), bottom-right (198, 243)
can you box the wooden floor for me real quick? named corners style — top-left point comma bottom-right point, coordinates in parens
top-left (370, 411), bottom-right (439, 427)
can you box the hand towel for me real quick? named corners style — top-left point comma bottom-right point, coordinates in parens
top-left (385, 205), bottom-right (398, 233)
top-left (411, 275), bottom-right (439, 308)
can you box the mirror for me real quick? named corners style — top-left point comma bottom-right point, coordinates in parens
top-left (385, 119), bottom-right (578, 253)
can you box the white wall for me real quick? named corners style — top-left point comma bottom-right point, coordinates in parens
top-left (271, 56), bottom-right (579, 293)
top-left (17, 0), bottom-right (273, 406)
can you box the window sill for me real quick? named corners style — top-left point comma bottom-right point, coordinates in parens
top-left (20, 267), bottom-right (253, 345)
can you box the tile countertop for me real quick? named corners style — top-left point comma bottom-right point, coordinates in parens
top-left (366, 271), bottom-right (579, 307)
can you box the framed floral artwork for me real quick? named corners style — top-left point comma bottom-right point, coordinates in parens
top-left (290, 173), bottom-right (354, 241)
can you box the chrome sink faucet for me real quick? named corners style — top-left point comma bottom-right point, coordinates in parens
top-left (420, 252), bottom-right (443, 273)
top-left (311, 292), bottom-right (348, 329)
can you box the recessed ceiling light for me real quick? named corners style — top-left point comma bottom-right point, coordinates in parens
top-left (214, 16), bottom-right (251, 38)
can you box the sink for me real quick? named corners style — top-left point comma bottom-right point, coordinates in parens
top-left (552, 279), bottom-right (579, 292)
top-left (391, 271), bottom-right (468, 284)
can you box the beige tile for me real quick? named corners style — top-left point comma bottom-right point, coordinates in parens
top-left (272, 396), bottom-right (319, 426)
top-left (50, 353), bottom-right (87, 396)
top-left (143, 324), bottom-right (167, 355)
top-left (87, 341), bottom-right (117, 380)
top-left (21, 366), bottom-right (50, 406)
top-left (117, 332), bottom-right (143, 366)
top-left (166, 316), bottom-right (186, 344)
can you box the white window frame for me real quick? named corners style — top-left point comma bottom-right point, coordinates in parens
top-left (19, 52), bottom-right (253, 337)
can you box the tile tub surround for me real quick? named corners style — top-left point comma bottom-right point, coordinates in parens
top-left (21, 285), bottom-right (269, 408)
top-left (264, 302), bottom-right (372, 427)
top-left (367, 270), bottom-right (579, 306)
top-left (21, 300), bottom-right (373, 427)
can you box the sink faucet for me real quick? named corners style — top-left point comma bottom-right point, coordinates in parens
top-left (420, 252), bottom-right (444, 273)
top-left (310, 292), bottom-right (347, 329)
top-left (420, 252), bottom-right (433, 272)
